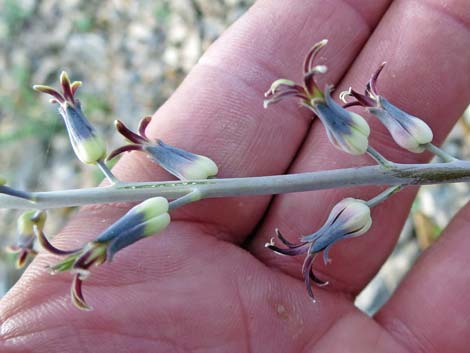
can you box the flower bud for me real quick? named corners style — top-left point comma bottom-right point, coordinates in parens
top-left (34, 71), bottom-right (107, 165)
top-left (144, 140), bottom-right (218, 181)
top-left (368, 96), bottom-right (433, 153)
top-left (46, 197), bottom-right (170, 310)
top-left (302, 198), bottom-right (372, 255)
top-left (310, 86), bottom-right (370, 155)
top-left (339, 63), bottom-right (434, 153)
top-left (108, 118), bottom-right (218, 180)
top-left (0, 176), bottom-right (5, 186)
top-left (96, 196), bottom-right (171, 260)
top-left (266, 197), bottom-right (371, 301)
top-left (6, 210), bottom-right (47, 268)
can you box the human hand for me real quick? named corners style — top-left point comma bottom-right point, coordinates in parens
top-left (1, 0), bottom-right (469, 352)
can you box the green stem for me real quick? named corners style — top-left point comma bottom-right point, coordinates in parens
top-left (367, 146), bottom-right (393, 168)
top-left (97, 160), bottom-right (119, 185)
top-left (169, 189), bottom-right (203, 210)
top-left (2, 160), bottom-right (470, 210)
top-left (425, 143), bottom-right (457, 162)
top-left (366, 185), bottom-right (403, 208)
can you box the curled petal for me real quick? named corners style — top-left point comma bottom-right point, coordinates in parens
top-left (302, 253), bottom-right (317, 301)
top-left (16, 249), bottom-right (31, 269)
top-left (303, 39), bottom-right (328, 74)
top-left (138, 116), bottom-right (152, 140)
top-left (70, 81), bottom-right (82, 95)
top-left (71, 274), bottom-right (92, 311)
top-left (263, 90), bottom-right (307, 109)
top-left (114, 120), bottom-right (148, 144)
top-left (310, 270), bottom-right (329, 287)
top-left (275, 228), bottom-right (305, 248)
top-left (35, 225), bottom-right (81, 256)
top-left (106, 144), bottom-right (143, 161)
top-left (366, 62), bottom-right (386, 98)
top-left (265, 242), bottom-right (309, 256)
top-left (60, 71), bottom-right (75, 103)
top-left (33, 85), bottom-right (65, 103)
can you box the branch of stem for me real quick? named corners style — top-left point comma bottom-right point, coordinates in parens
top-left (2, 160), bottom-right (470, 210)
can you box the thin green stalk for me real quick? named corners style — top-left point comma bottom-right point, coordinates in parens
top-left (2, 160), bottom-right (470, 210)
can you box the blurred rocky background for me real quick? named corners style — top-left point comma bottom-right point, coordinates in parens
top-left (0, 0), bottom-right (469, 315)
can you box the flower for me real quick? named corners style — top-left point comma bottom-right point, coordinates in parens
top-left (266, 198), bottom-right (372, 301)
top-left (40, 197), bottom-right (171, 310)
top-left (108, 116), bottom-right (218, 180)
top-left (264, 39), bottom-right (328, 108)
top-left (33, 71), bottom-right (107, 164)
top-left (263, 40), bottom-right (370, 155)
top-left (6, 210), bottom-right (47, 268)
top-left (307, 85), bottom-right (370, 155)
top-left (340, 63), bottom-right (433, 153)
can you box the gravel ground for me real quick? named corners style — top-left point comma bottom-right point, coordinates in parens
top-left (0, 0), bottom-right (469, 315)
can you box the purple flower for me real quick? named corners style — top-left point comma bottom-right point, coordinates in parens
top-left (40, 197), bottom-right (170, 310)
top-left (108, 116), bottom-right (218, 180)
top-left (266, 198), bottom-right (371, 301)
top-left (340, 63), bottom-right (433, 153)
top-left (6, 210), bottom-right (46, 268)
top-left (33, 71), bottom-right (107, 164)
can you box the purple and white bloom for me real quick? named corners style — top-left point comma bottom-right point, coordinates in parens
top-left (41, 197), bottom-right (170, 310)
top-left (34, 71), bottom-right (107, 164)
top-left (340, 63), bottom-right (433, 153)
top-left (6, 210), bottom-right (47, 268)
top-left (266, 197), bottom-right (371, 301)
top-left (263, 41), bottom-right (370, 155)
top-left (308, 85), bottom-right (370, 155)
top-left (108, 117), bottom-right (218, 180)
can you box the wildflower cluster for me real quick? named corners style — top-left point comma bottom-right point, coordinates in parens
top-left (262, 40), bottom-right (444, 299)
top-left (0, 39), bottom-right (460, 309)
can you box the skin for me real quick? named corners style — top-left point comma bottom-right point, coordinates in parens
top-left (1, 0), bottom-right (469, 352)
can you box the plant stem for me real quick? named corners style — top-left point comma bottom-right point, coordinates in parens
top-left (97, 160), bottom-right (119, 185)
top-left (366, 185), bottom-right (403, 208)
top-left (367, 146), bottom-right (393, 167)
top-left (0, 185), bottom-right (33, 200)
top-left (169, 189), bottom-right (203, 210)
top-left (425, 143), bottom-right (458, 162)
top-left (2, 160), bottom-right (470, 210)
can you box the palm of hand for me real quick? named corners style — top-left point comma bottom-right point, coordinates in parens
top-left (1, 1), bottom-right (470, 352)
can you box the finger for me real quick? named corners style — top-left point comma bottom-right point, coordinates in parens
top-left (252, 0), bottom-right (470, 294)
top-left (375, 201), bottom-right (470, 353)
top-left (106, 0), bottom-right (392, 243)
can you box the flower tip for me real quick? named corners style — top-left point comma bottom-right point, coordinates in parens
top-left (60, 71), bottom-right (70, 84)
top-left (339, 88), bottom-right (352, 103)
top-left (71, 274), bottom-right (93, 311)
top-left (33, 84), bottom-right (53, 93)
